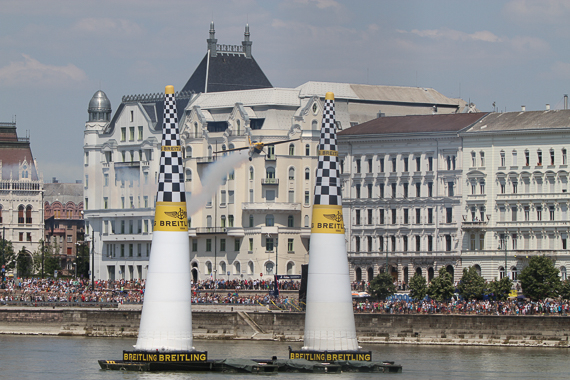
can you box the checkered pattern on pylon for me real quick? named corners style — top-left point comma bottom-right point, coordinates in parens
top-left (157, 92), bottom-right (186, 203)
top-left (314, 98), bottom-right (341, 206)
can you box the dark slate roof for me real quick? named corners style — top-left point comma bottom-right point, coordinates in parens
top-left (0, 123), bottom-right (39, 180)
top-left (463, 109), bottom-right (570, 133)
top-left (44, 183), bottom-right (83, 205)
top-left (181, 53), bottom-right (272, 93)
top-left (338, 112), bottom-right (488, 136)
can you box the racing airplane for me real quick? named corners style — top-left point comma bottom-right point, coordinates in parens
top-left (215, 137), bottom-right (299, 161)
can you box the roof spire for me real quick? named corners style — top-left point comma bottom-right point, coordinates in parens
top-left (208, 21), bottom-right (217, 57)
top-left (242, 23), bottom-right (252, 59)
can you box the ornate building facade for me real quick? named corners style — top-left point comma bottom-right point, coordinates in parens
top-left (84, 23), bottom-right (468, 282)
top-left (0, 121), bottom-right (43, 270)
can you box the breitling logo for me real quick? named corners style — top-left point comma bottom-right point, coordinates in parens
top-left (164, 208), bottom-right (187, 220)
top-left (323, 212), bottom-right (343, 223)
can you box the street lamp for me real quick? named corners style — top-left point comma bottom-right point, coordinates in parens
top-left (499, 232), bottom-right (508, 280)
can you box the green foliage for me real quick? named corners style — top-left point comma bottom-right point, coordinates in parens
top-left (0, 240), bottom-right (16, 272)
top-left (427, 267), bottom-right (455, 302)
top-left (560, 279), bottom-right (570, 300)
top-left (519, 255), bottom-right (561, 301)
top-left (16, 246), bottom-right (33, 278)
top-left (408, 273), bottom-right (428, 300)
top-left (457, 266), bottom-right (487, 300)
top-left (76, 242), bottom-right (90, 278)
top-left (368, 272), bottom-right (396, 300)
top-left (488, 276), bottom-right (513, 301)
top-left (32, 239), bottom-right (62, 278)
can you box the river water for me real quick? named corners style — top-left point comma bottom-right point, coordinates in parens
top-left (1, 336), bottom-right (568, 379)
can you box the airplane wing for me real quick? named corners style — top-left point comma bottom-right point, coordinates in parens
top-left (213, 146), bottom-right (249, 154)
top-left (263, 138), bottom-right (300, 146)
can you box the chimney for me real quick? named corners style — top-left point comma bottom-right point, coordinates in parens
top-left (546, 104), bottom-right (550, 110)
top-left (52, 177), bottom-right (58, 183)
top-left (521, 105), bottom-right (526, 112)
top-left (565, 94), bottom-right (568, 110)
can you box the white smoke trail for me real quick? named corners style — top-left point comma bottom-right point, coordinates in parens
top-left (186, 150), bottom-right (249, 217)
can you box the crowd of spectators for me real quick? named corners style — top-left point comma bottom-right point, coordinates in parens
top-left (0, 278), bottom-right (300, 307)
top-left (354, 298), bottom-right (570, 316)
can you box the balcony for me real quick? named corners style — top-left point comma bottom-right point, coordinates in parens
top-left (242, 202), bottom-right (301, 212)
top-left (265, 155), bottom-right (276, 162)
top-left (462, 220), bottom-right (489, 230)
top-left (196, 227), bottom-right (227, 234)
top-left (261, 178), bottom-right (279, 185)
top-left (347, 250), bottom-right (458, 259)
top-left (196, 157), bottom-right (217, 164)
top-left (114, 161), bottom-right (140, 169)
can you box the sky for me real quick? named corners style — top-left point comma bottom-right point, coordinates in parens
top-left (2, 0), bottom-right (570, 183)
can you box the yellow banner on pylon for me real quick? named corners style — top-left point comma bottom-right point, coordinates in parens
top-left (153, 202), bottom-right (188, 231)
top-left (311, 205), bottom-right (345, 234)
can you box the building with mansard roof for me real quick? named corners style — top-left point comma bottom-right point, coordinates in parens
top-left (84, 23), bottom-right (469, 282)
top-left (338, 113), bottom-right (487, 286)
top-left (0, 121), bottom-right (43, 275)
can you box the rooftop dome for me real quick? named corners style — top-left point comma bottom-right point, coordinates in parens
top-left (88, 90), bottom-right (111, 113)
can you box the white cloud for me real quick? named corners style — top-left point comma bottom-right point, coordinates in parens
top-left (402, 28), bottom-right (501, 43)
top-left (72, 18), bottom-right (144, 38)
top-left (0, 54), bottom-right (87, 87)
top-left (504, 0), bottom-right (570, 20)
top-left (292, 0), bottom-right (341, 9)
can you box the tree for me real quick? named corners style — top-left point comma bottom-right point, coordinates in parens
top-left (559, 279), bottom-right (570, 300)
top-left (457, 266), bottom-right (487, 300)
top-left (518, 255), bottom-right (561, 301)
top-left (368, 272), bottom-right (396, 300)
top-left (16, 246), bottom-right (33, 278)
top-left (0, 240), bottom-right (16, 280)
top-left (33, 239), bottom-right (62, 278)
top-left (76, 241), bottom-right (90, 278)
top-left (408, 273), bottom-right (428, 300)
top-left (488, 276), bottom-right (513, 301)
top-left (427, 267), bottom-right (455, 301)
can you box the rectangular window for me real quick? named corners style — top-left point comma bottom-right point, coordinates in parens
top-left (304, 191), bottom-right (310, 205)
top-left (416, 208), bottom-right (421, 224)
top-left (355, 184), bottom-right (361, 198)
top-left (403, 236), bottom-right (408, 251)
top-left (138, 126), bottom-right (143, 140)
top-left (403, 208), bottom-right (409, 224)
top-left (379, 158), bottom-right (384, 173)
top-left (288, 238), bottom-right (294, 252)
top-left (206, 239), bottom-right (212, 252)
top-left (446, 235), bottom-right (452, 251)
top-left (511, 206), bottom-right (517, 221)
top-left (428, 208), bottom-right (433, 224)
top-left (538, 150), bottom-right (543, 165)
top-left (367, 209), bottom-right (372, 225)
top-left (379, 209), bottom-right (384, 224)
top-left (428, 235), bottom-right (433, 251)
top-left (448, 182), bottom-right (454, 196)
top-left (480, 152), bottom-right (485, 166)
top-left (427, 182), bottom-right (433, 197)
top-left (391, 183), bottom-right (396, 198)
top-left (121, 127), bottom-right (126, 142)
top-left (416, 182), bottom-right (421, 197)
top-left (403, 183), bottom-right (408, 198)
top-left (428, 156), bottom-right (433, 171)
top-left (480, 181), bottom-right (485, 194)
top-left (379, 184), bottom-right (384, 198)
top-left (550, 206), bottom-right (555, 221)
top-left (356, 159), bottom-right (361, 173)
top-left (129, 244), bottom-right (133, 257)
top-left (416, 156), bottom-right (421, 171)
top-left (500, 206), bottom-right (505, 221)
top-left (392, 157), bottom-right (397, 172)
top-left (524, 206), bottom-right (530, 221)
top-left (403, 157), bottom-right (408, 172)
top-left (192, 239), bottom-right (198, 252)
top-left (249, 238), bottom-right (253, 251)
top-left (416, 235), bottom-right (420, 251)
top-left (368, 158), bottom-right (373, 173)
top-left (235, 238), bottom-right (240, 251)
top-left (120, 244), bottom-right (125, 257)
top-left (104, 197), bottom-right (108, 209)
top-left (537, 206), bottom-right (542, 221)
top-left (355, 210), bottom-right (361, 225)
top-left (563, 148), bottom-right (567, 165)
top-left (266, 237), bottom-right (274, 251)
top-left (391, 209), bottom-right (397, 224)
top-left (446, 207), bottom-right (452, 223)
top-left (129, 126), bottom-right (135, 141)
top-left (367, 183), bottom-right (372, 199)
top-left (220, 238), bottom-right (226, 252)
top-left (513, 181), bottom-right (518, 194)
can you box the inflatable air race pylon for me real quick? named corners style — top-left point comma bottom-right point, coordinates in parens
top-left (134, 85), bottom-right (194, 351)
top-left (302, 92), bottom-right (359, 352)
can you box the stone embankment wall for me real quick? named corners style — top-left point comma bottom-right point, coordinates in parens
top-left (1, 307), bottom-right (569, 348)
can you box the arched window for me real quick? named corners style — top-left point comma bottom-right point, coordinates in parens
top-left (236, 119), bottom-right (241, 134)
top-left (428, 267), bottom-right (435, 282)
top-left (25, 205), bottom-right (32, 224)
top-left (0, 204), bottom-right (3, 224)
top-left (304, 215), bottom-right (309, 227)
top-left (185, 169), bottom-right (192, 182)
top-left (499, 266), bottom-right (506, 279)
top-left (18, 205), bottom-right (24, 224)
top-left (288, 167), bottom-right (295, 180)
top-left (367, 267), bottom-right (374, 281)
top-left (233, 261), bottom-right (241, 275)
top-left (511, 266), bottom-right (518, 281)
top-left (265, 214), bottom-right (274, 226)
top-left (219, 261), bottom-right (226, 275)
top-left (312, 120), bottom-right (318, 130)
top-left (248, 261), bottom-right (254, 275)
top-left (561, 266), bottom-right (567, 281)
top-left (355, 267), bottom-right (362, 282)
top-left (416, 267), bottom-right (422, 276)
top-left (473, 264), bottom-right (482, 276)
top-left (206, 261), bottom-right (212, 275)
top-left (289, 143), bottom-right (295, 156)
top-left (287, 262), bottom-right (295, 275)
top-left (265, 261), bottom-right (274, 275)
top-left (249, 167), bottom-right (254, 180)
top-left (229, 143), bottom-right (235, 150)
top-left (266, 167), bottom-right (275, 179)
top-left (186, 146), bottom-right (192, 158)
top-left (305, 144), bottom-right (310, 156)
top-left (446, 265), bottom-right (454, 279)
top-left (194, 122), bottom-right (198, 137)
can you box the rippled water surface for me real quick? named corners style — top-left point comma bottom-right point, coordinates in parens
top-left (1, 336), bottom-right (568, 380)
